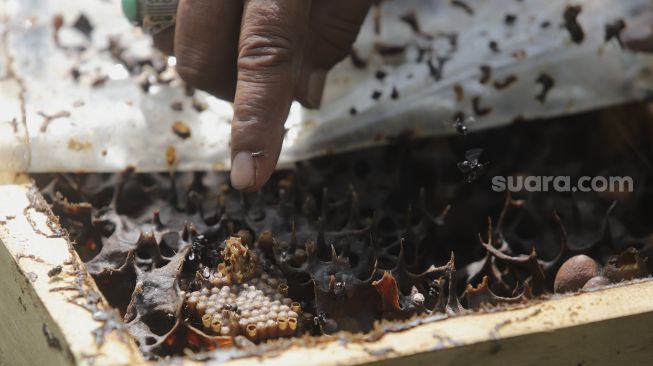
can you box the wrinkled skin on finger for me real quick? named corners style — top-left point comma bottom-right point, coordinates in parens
top-left (153, 0), bottom-right (373, 191)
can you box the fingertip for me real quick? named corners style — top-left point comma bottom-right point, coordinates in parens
top-left (231, 151), bottom-right (256, 191)
top-left (230, 150), bottom-right (278, 192)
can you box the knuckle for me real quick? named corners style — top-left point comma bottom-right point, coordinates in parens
top-left (233, 98), bottom-right (268, 125)
top-left (238, 30), bottom-right (295, 71)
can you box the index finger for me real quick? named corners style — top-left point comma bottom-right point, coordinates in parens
top-left (229, 0), bottom-right (311, 191)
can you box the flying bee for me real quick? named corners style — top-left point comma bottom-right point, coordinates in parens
top-left (451, 115), bottom-right (477, 136)
top-left (457, 148), bottom-right (488, 182)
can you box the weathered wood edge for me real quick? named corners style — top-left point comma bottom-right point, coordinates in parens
top-left (170, 278), bottom-right (653, 366)
top-left (0, 176), bottom-right (144, 366)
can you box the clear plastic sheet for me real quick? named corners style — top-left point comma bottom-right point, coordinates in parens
top-left (1, 0), bottom-right (652, 173)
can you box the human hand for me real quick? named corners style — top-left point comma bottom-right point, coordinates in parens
top-left (154, 0), bottom-right (372, 191)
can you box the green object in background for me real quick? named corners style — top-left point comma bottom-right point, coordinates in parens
top-left (121, 0), bottom-right (140, 25)
top-left (120, 0), bottom-right (178, 34)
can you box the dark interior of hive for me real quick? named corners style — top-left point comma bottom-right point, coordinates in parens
top-left (34, 103), bottom-right (653, 359)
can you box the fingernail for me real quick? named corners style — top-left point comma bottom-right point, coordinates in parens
top-left (305, 69), bottom-right (327, 108)
top-left (231, 151), bottom-right (255, 190)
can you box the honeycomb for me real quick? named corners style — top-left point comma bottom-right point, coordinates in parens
top-left (36, 103), bottom-right (653, 359)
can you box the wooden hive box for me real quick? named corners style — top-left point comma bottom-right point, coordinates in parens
top-left (1, 172), bottom-right (653, 366)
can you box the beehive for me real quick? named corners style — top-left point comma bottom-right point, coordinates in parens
top-left (2, 173), bottom-right (653, 366)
